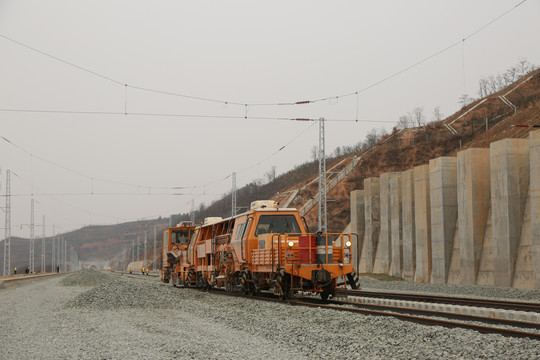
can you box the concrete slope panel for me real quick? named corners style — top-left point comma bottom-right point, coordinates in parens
top-left (390, 174), bottom-right (403, 277)
top-left (350, 190), bottom-right (365, 271)
top-left (414, 164), bottom-right (431, 283)
top-left (362, 178), bottom-right (380, 273)
top-left (490, 138), bottom-right (529, 287)
top-left (429, 157), bottom-right (457, 284)
top-left (401, 169), bottom-right (416, 281)
top-left (457, 148), bottom-right (491, 285)
top-left (374, 172), bottom-right (398, 274)
top-left (530, 130), bottom-right (540, 289)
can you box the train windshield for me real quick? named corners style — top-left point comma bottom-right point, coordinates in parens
top-left (254, 215), bottom-right (301, 236)
top-left (171, 229), bottom-right (190, 245)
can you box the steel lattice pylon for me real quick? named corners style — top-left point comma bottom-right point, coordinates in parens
top-left (231, 172), bottom-right (237, 217)
top-left (318, 118), bottom-right (327, 232)
top-left (3, 170), bottom-right (11, 275)
top-left (41, 216), bottom-right (45, 273)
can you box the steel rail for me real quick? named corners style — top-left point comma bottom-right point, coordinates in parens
top-left (339, 289), bottom-right (540, 313)
top-left (182, 287), bottom-right (540, 341)
top-left (289, 299), bottom-right (540, 340)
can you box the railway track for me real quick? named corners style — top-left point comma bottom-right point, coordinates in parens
top-left (115, 271), bottom-right (159, 278)
top-left (182, 286), bottom-right (540, 340)
top-left (116, 272), bottom-right (540, 339)
top-left (0, 272), bottom-right (66, 289)
top-left (338, 289), bottom-right (540, 313)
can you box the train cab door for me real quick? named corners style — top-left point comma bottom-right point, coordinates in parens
top-left (242, 217), bottom-right (253, 261)
top-left (232, 215), bottom-right (251, 264)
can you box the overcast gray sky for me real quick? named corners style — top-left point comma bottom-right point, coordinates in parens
top-left (1, 0), bottom-right (539, 237)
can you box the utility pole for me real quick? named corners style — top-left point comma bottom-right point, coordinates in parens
top-left (231, 172), bottom-right (237, 217)
top-left (41, 215), bottom-right (45, 273)
top-left (64, 237), bottom-right (67, 272)
top-left (153, 225), bottom-right (157, 270)
top-left (131, 239), bottom-right (134, 267)
top-left (3, 170), bottom-right (11, 275)
top-left (143, 231), bottom-right (147, 268)
top-left (318, 118), bottom-right (327, 233)
top-left (29, 198), bottom-right (35, 273)
top-left (51, 237), bottom-right (55, 272)
top-left (192, 199), bottom-right (195, 223)
top-left (137, 235), bottom-right (140, 263)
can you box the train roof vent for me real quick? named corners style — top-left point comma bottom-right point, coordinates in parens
top-left (250, 200), bottom-right (278, 210)
top-left (203, 217), bottom-right (222, 225)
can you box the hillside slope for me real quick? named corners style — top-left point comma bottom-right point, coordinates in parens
top-left (302, 68), bottom-right (540, 232)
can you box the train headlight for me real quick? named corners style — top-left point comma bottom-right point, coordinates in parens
top-left (288, 241), bottom-right (294, 247)
top-left (345, 241), bottom-right (352, 247)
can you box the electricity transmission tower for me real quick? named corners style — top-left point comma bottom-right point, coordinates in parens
top-left (153, 225), bottom-right (157, 270)
top-left (143, 231), bottom-right (147, 268)
top-left (41, 215), bottom-right (46, 273)
top-left (29, 198), bottom-right (35, 273)
top-left (318, 118), bottom-right (327, 233)
top-left (231, 172), bottom-right (237, 217)
top-left (190, 199), bottom-right (195, 223)
top-left (3, 170), bottom-right (11, 275)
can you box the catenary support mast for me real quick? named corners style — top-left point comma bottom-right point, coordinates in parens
top-left (3, 170), bottom-right (11, 275)
top-left (318, 118), bottom-right (327, 232)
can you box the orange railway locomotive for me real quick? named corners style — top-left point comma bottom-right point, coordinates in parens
top-left (161, 200), bottom-right (360, 299)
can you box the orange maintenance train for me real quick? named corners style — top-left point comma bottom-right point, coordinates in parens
top-left (161, 200), bottom-right (360, 300)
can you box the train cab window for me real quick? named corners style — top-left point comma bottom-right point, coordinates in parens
top-left (171, 229), bottom-right (190, 246)
top-left (243, 218), bottom-right (252, 239)
top-left (255, 215), bottom-right (301, 236)
top-left (235, 223), bottom-right (246, 241)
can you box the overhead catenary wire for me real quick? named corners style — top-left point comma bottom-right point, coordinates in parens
top-left (9, 171), bottom-right (130, 223)
top-left (0, 108), bottom-right (391, 122)
top-left (0, 0), bottom-right (528, 108)
top-left (0, 117), bottom-right (321, 197)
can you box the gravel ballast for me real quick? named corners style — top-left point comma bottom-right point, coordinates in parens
top-left (0, 270), bottom-right (538, 359)
top-left (358, 277), bottom-right (540, 303)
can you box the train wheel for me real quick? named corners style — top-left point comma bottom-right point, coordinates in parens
top-left (225, 280), bottom-right (232, 293)
top-left (320, 291), bottom-right (330, 301)
top-left (253, 281), bottom-right (261, 295)
top-left (274, 282), bottom-right (289, 300)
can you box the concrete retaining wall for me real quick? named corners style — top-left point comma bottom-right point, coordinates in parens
top-left (414, 164), bottom-right (431, 283)
top-left (401, 169), bottom-right (416, 281)
top-left (351, 131), bottom-right (540, 289)
top-left (531, 131), bottom-right (540, 289)
top-left (359, 178), bottom-right (380, 273)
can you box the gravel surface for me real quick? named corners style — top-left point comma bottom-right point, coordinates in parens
top-left (0, 270), bottom-right (538, 359)
top-left (358, 277), bottom-right (540, 303)
top-left (60, 269), bottom-right (117, 287)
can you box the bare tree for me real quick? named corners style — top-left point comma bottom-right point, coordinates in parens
top-left (516, 57), bottom-right (534, 76)
top-left (432, 106), bottom-right (444, 122)
top-left (396, 115), bottom-right (411, 129)
top-left (478, 77), bottom-right (489, 98)
top-left (477, 58), bottom-right (537, 99)
top-left (334, 146), bottom-right (342, 157)
top-left (458, 94), bottom-right (473, 108)
top-left (411, 107), bottom-right (425, 127)
top-left (264, 165), bottom-right (277, 183)
top-left (365, 128), bottom-right (380, 148)
top-left (310, 145), bottom-right (318, 161)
